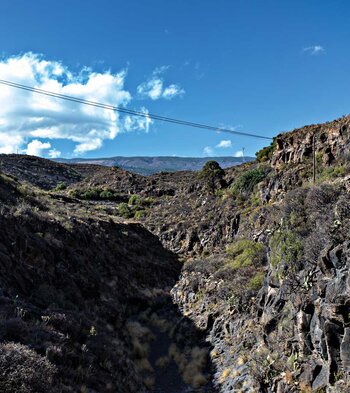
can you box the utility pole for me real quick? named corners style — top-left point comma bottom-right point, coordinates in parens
top-left (242, 147), bottom-right (245, 163)
top-left (312, 133), bottom-right (316, 183)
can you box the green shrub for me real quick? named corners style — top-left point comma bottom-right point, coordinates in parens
top-left (143, 197), bottom-right (155, 206)
top-left (213, 240), bottom-right (266, 307)
top-left (255, 138), bottom-right (276, 162)
top-left (81, 188), bottom-right (101, 200)
top-left (270, 224), bottom-right (303, 268)
top-left (317, 165), bottom-right (347, 182)
top-left (128, 194), bottom-right (140, 205)
top-left (200, 160), bottom-right (224, 176)
top-left (54, 182), bottom-right (67, 191)
top-left (226, 239), bottom-right (265, 270)
top-left (247, 271), bottom-right (265, 291)
top-left (214, 189), bottom-right (225, 198)
top-left (68, 189), bottom-right (79, 198)
top-left (118, 203), bottom-right (133, 219)
top-left (128, 194), bottom-right (154, 207)
top-left (249, 191), bottom-right (262, 207)
top-left (315, 152), bottom-right (323, 165)
top-left (134, 210), bottom-right (147, 219)
top-left (99, 189), bottom-right (115, 199)
top-left (231, 168), bottom-right (266, 195)
top-left (69, 187), bottom-right (118, 200)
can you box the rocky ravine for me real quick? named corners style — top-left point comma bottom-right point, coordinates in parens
top-left (1, 115), bottom-right (350, 392)
top-left (0, 172), bottom-right (216, 393)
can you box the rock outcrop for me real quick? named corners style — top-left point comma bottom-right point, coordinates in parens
top-left (272, 115), bottom-right (350, 169)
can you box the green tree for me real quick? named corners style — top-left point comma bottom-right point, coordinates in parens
top-left (199, 160), bottom-right (226, 191)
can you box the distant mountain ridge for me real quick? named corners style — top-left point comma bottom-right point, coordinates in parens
top-left (56, 155), bottom-right (254, 175)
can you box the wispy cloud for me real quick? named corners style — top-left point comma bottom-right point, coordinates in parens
top-left (216, 139), bottom-right (232, 148)
top-left (0, 52), bottom-right (152, 156)
top-left (137, 78), bottom-right (163, 100)
top-left (123, 107), bottom-right (152, 132)
top-left (153, 65), bottom-right (170, 75)
top-left (303, 45), bottom-right (325, 55)
top-left (216, 123), bottom-right (241, 133)
top-left (163, 84), bottom-right (184, 99)
top-left (137, 67), bottom-right (185, 100)
top-left (203, 146), bottom-right (214, 156)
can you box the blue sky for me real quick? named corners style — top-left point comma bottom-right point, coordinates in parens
top-left (0, 0), bottom-right (349, 158)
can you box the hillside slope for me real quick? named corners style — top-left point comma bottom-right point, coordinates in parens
top-left (0, 154), bottom-right (83, 190)
top-left (56, 155), bottom-right (253, 175)
top-left (0, 172), bottom-right (215, 393)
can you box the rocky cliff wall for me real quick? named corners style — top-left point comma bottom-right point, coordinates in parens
top-left (271, 116), bottom-right (350, 169)
top-left (172, 178), bottom-right (350, 392)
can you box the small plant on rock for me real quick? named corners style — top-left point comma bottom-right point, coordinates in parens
top-left (53, 182), bottom-right (67, 191)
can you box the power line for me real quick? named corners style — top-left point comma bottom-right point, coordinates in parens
top-left (0, 79), bottom-right (273, 141)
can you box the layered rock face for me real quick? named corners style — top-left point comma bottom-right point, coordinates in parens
top-left (265, 238), bottom-right (350, 392)
top-left (260, 115), bottom-right (350, 202)
top-left (272, 115), bottom-right (350, 169)
top-left (256, 185), bottom-right (350, 392)
top-left (172, 183), bottom-right (350, 392)
top-left (168, 117), bottom-right (350, 392)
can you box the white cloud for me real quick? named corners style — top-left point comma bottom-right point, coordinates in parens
top-left (123, 107), bottom-right (152, 132)
top-left (0, 133), bottom-right (24, 154)
top-left (48, 148), bottom-right (61, 158)
top-left (26, 139), bottom-right (51, 156)
top-left (233, 150), bottom-right (244, 157)
top-left (303, 45), bottom-right (325, 55)
top-left (162, 84), bottom-right (184, 99)
top-left (74, 138), bottom-right (103, 154)
top-left (203, 146), bottom-right (214, 156)
top-left (137, 67), bottom-right (185, 100)
top-left (137, 78), bottom-right (163, 100)
top-left (216, 139), bottom-right (232, 148)
top-left (0, 52), bottom-right (152, 156)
